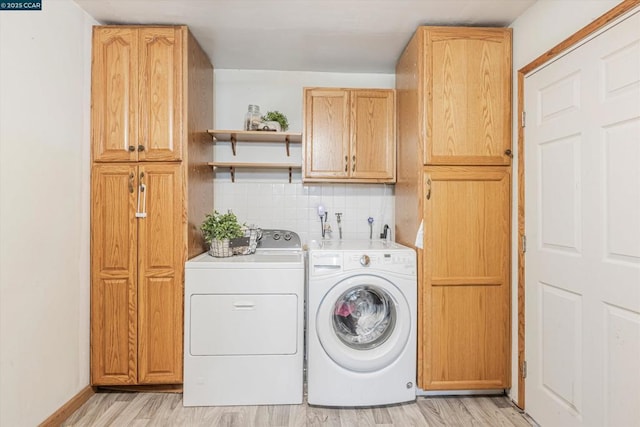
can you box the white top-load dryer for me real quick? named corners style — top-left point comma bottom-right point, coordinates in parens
top-left (306, 240), bottom-right (417, 407)
top-left (184, 230), bottom-right (304, 407)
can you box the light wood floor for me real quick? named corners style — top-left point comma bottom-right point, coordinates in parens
top-left (62, 392), bottom-right (535, 426)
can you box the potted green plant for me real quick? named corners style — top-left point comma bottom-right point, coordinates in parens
top-left (261, 110), bottom-right (289, 132)
top-left (201, 210), bottom-right (244, 257)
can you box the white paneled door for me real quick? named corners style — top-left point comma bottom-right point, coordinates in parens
top-left (524, 9), bottom-right (640, 427)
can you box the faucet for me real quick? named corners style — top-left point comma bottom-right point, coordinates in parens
top-left (335, 213), bottom-right (343, 239)
top-left (318, 205), bottom-right (328, 239)
top-left (380, 224), bottom-right (391, 241)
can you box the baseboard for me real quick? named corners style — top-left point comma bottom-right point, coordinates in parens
top-left (39, 385), bottom-right (95, 427)
top-left (416, 388), bottom-right (506, 397)
top-left (96, 384), bottom-right (183, 393)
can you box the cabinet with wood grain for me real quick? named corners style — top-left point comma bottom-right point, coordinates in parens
top-left (422, 166), bottom-right (511, 390)
top-left (395, 26), bottom-right (512, 390)
top-left (91, 26), bottom-right (183, 163)
top-left (303, 88), bottom-right (395, 183)
top-left (90, 25), bottom-right (213, 386)
top-left (423, 27), bottom-right (512, 165)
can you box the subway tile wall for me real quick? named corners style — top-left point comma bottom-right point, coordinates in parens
top-left (213, 181), bottom-right (395, 245)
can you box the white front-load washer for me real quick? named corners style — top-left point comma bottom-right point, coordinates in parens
top-left (306, 240), bottom-right (417, 407)
top-left (184, 230), bottom-right (304, 407)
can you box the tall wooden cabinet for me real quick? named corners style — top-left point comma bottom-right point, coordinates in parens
top-left (303, 88), bottom-right (395, 183)
top-left (395, 27), bottom-right (512, 390)
top-left (90, 26), bottom-right (213, 386)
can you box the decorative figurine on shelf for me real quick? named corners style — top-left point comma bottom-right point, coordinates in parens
top-left (261, 110), bottom-right (289, 131)
top-left (244, 106), bottom-right (290, 132)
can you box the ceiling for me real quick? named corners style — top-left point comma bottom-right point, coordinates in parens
top-left (74, 0), bottom-right (536, 74)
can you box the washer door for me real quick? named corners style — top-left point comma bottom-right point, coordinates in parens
top-left (316, 274), bottom-right (411, 373)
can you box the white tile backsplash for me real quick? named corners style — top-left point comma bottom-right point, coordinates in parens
top-left (213, 181), bottom-right (395, 245)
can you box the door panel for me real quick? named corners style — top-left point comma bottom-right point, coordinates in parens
top-left (91, 164), bottom-right (137, 384)
top-left (525, 10), bottom-right (640, 426)
top-left (91, 28), bottom-right (138, 162)
top-left (138, 277), bottom-right (182, 383)
top-left (350, 90), bottom-right (395, 179)
top-left (422, 166), bottom-right (511, 389)
top-left (303, 89), bottom-right (350, 178)
top-left (190, 294), bottom-right (299, 356)
top-left (138, 28), bottom-right (183, 161)
top-left (430, 285), bottom-right (509, 389)
top-left (425, 28), bottom-right (512, 165)
top-left (137, 164), bottom-right (184, 383)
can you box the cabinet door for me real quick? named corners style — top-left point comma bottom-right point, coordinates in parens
top-left (350, 90), bottom-right (396, 181)
top-left (91, 28), bottom-right (138, 162)
top-left (138, 28), bottom-right (184, 162)
top-left (137, 164), bottom-right (184, 383)
top-left (421, 166), bottom-right (510, 390)
top-left (91, 164), bottom-right (138, 385)
top-left (425, 28), bottom-right (512, 165)
top-left (303, 88), bottom-right (350, 179)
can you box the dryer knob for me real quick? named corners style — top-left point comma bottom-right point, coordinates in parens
top-left (360, 255), bottom-right (371, 267)
top-left (283, 232), bottom-right (292, 241)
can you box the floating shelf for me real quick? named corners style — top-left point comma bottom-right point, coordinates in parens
top-left (208, 162), bottom-right (302, 183)
top-left (207, 129), bottom-right (302, 156)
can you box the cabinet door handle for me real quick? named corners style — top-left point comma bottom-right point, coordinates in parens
top-left (352, 155), bottom-right (356, 172)
top-left (135, 171), bottom-right (147, 218)
top-left (128, 145), bottom-right (135, 152)
top-left (425, 177), bottom-right (432, 200)
top-left (137, 145), bottom-right (145, 152)
top-left (344, 155), bottom-right (348, 172)
top-left (128, 173), bottom-right (134, 193)
top-left (505, 148), bottom-right (513, 157)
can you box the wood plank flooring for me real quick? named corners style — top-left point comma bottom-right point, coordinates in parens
top-left (62, 392), bottom-right (535, 426)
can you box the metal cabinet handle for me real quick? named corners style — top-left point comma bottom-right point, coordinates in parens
top-left (505, 149), bottom-right (513, 157)
top-left (137, 145), bottom-right (145, 152)
top-left (344, 155), bottom-right (348, 172)
top-left (128, 173), bottom-right (134, 193)
top-left (352, 155), bottom-right (356, 172)
top-left (426, 177), bottom-right (432, 200)
top-left (128, 145), bottom-right (135, 152)
top-left (135, 171), bottom-right (147, 218)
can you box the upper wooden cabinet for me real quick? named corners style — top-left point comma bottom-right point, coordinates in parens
top-left (92, 27), bottom-right (183, 162)
top-left (415, 27), bottom-right (512, 165)
top-left (303, 88), bottom-right (395, 183)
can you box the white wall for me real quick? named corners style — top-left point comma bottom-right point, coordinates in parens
top-left (508, 0), bottom-right (622, 403)
top-left (0, 1), bottom-right (95, 425)
top-left (213, 70), bottom-right (396, 244)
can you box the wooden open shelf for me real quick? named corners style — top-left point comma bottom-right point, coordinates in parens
top-left (207, 129), bottom-right (302, 156)
top-left (208, 162), bottom-right (302, 183)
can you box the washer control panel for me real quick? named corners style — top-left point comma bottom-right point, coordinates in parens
top-left (344, 251), bottom-right (415, 272)
top-left (310, 250), bottom-right (416, 276)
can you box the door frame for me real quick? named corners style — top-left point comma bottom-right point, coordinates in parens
top-left (516, 0), bottom-right (640, 409)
